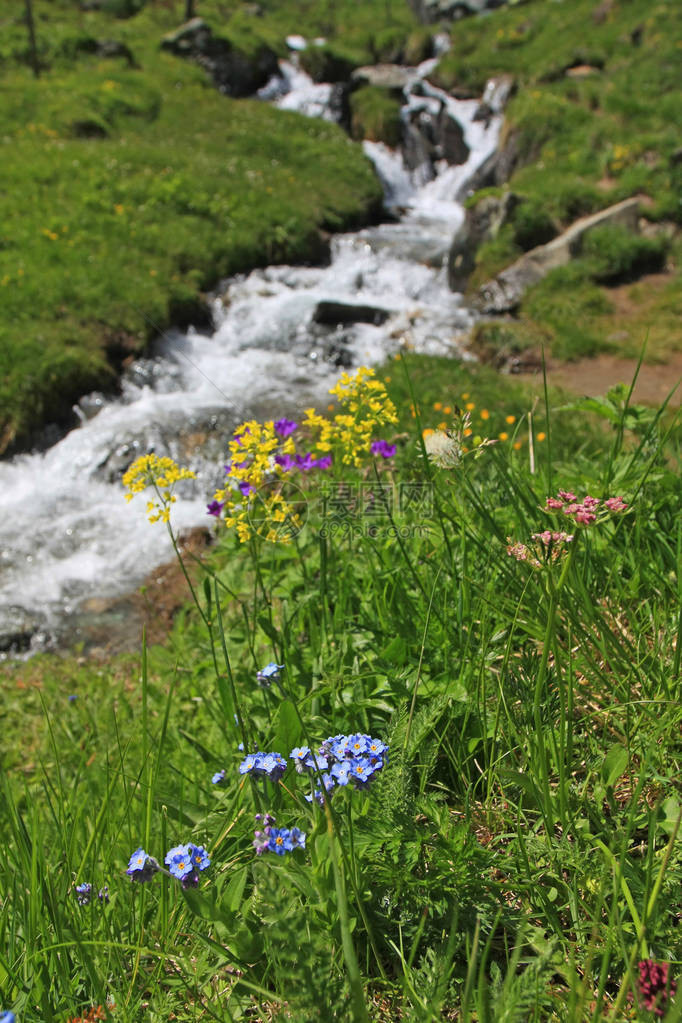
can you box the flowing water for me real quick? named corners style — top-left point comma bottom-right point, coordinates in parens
top-left (0, 56), bottom-right (504, 655)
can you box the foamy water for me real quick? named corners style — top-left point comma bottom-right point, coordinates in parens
top-left (0, 59), bottom-right (503, 653)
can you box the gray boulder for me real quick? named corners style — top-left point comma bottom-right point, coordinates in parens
top-left (351, 64), bottom-right (412, 94)
top-left (475, 196), bottom-right (641, 313)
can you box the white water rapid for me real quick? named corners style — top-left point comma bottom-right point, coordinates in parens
top-left (0, 57), bottom-right (504, 655)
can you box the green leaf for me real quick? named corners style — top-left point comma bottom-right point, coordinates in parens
top-left (600, 744), bottom-right (628, 788)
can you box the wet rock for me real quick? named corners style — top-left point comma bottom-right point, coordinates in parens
top-left (167, 293), bottom-right (214, 332)
top-left (161, 18), bottom-right (278, 97)
top-left (439, 109), bottom-right (468, 164)
top-left (0, 606), bottom-right (44, 653)
top-left (475, 197), bottom-right (642, 313)
top-left (313, 301), bottom-right (391, 326)
top-left (448, 191), bottom-right (521, 291)
top-left (299, 44), bottom-right (357, 84)
top-left (407, 0), bottom-right (509, 24)
top-left (403, 100), bottom-right (469, 178)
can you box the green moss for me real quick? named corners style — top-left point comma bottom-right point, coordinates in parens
top-left (349, 85), bottom-right (403, 146)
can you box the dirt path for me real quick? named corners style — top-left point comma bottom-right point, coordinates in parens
top-left (517, 352), bottom-right (682, 407)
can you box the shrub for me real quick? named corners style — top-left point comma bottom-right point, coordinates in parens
top-left (582, 224), bottom-right (669, 284)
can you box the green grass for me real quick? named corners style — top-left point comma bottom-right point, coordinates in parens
top-left (432, 0), bottom-right (682, 362)
top-left (0, 0), bottom-right (407, 453)
top-left (2, 358), bottom-right (682, 1020)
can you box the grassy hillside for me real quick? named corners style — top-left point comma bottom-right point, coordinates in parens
top-left (431, 0), bottom-right (682, 365)
top-left (0, 0), bottom-right (418, 454)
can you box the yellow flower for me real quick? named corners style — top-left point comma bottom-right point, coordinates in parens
top-left (422, 428), bottom-right (434, 438)
top-left (122, 454), bottom-right (196, 524)
top-left (505, 415), bottom-right (516, 424)
top-left (461, 392), bottom-right (470, 400)
top-left (465, 402), bottom-right (475, 412)
top-left (433, 402), bottom-right (443, 411)
top-left (480, 409), bottom-right (490, 421)
top-left (537, 432), bottom-right (546, 442)
top-left (513, 441), bottom-right (522, 451)
top-left (443, 406), bottom-right (452, 415)
top-left (498, 432), bottom-right (508, 441)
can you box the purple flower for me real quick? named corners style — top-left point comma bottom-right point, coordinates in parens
top-left (126, 848), bottom-right (158, 883)
top-left (238, 480), bottom-right (254, 497)
top-left (75, 882), bottom-right (92, 905)
top-left (68, 694), bottom-right (77, 703)
top-left (98, 886), bottom-right (109, 903)
top-left (295, 452), bottom-right (316, 472)
top-left (371, 440), bottom-right (396, 459)
top-left (315, 454), bottom-right (332, 470)
top-left (253, 827), bottom-right (271, 855)
top-left (212, 769), bottom-right (226, 784)
top-left (274, 418), bottom-right (298, 438)
top-left (206, 499), bottom-right (224, 517)
top-left (275, 453), bottom-right (296, 472)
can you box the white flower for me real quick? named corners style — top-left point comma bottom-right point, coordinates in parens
top-left (424, 430), bottom-right (462, 469)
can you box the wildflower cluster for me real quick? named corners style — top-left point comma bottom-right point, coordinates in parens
top-left (207, 367), bottom-right (398, 542)
top-left (252, 813), bottom-right (307, 857)
top-left (74, 883), bottom-right (109, 906)
top-left (302, 366), bottom-right (398, 469)
top-left (164, 842), bottom-right (210, 888)
top-left (507, 531), bottom-right (574, 568)
top-left (237, 732), bottom-right (388, 805)
top-left (295, 733), bottom-right (389, 803)
top-left (545, 490), bottom-right (628, 525)
top-left (210, 419), bottom-right (312, 543)
top-left (122, 454), bottom-right (196, 524)
top-left (638, 959), bottom-right (677, 1018)
top-left (126, 843), bottom-right (210, 888)
top-left (239, 750), bottom-right (288, 781)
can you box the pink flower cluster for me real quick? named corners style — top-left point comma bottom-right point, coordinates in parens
top-left (638, 959), bottom-right (676, 1018)
top-left (545, 490), bottom-right (628, 525)
top-left (507, 531), bottom-right (573, 568)
top-left (531, 530), bottom-right (574, 546)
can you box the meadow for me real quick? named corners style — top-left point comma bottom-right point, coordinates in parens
top-left (2, 357), bottom-right (681, 1021)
